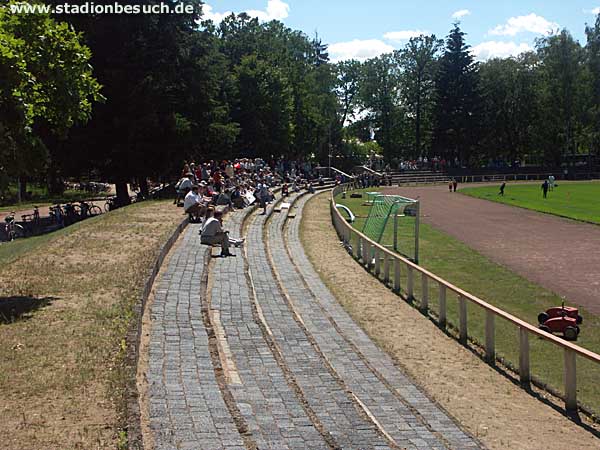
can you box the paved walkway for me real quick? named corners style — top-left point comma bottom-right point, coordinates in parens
top-left (385, 185), bottom-right (600, 314)
top-left (145, 193), bottom-right (481, 449)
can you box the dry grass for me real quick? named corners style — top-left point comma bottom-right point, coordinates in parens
top-left (300, 192), bottom-right (600, 450)
top-left (0, 201), bottom-right (182, 450)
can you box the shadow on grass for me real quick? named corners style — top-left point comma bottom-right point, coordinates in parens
top-left (0, 296), bottom-right (57, 324)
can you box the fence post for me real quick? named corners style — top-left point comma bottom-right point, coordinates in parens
top-left (459, 296), bottom-right (467, 344)
top-left (564, 349), bottom-right (577, 412)
top-left (375, 247), bottom-right (381, 277)
top-left (384, 254), bottom-right (390, 284)
top-left (438, 284), bottom-right (446, 328)
top-left (407, 267), bottom-right (414, 300)
top-left (354, 235), bottom-right (361, 259)
top-left (421, 273), bottom-right (428, 312)
top-left (394, 258), bottom-right (401, 293)
top-left (485, 310), bottom-right (495, 363)
top-left (362, 239), bottom-right (368, 265)
top-left (519, 328), bottom-right (530, 384)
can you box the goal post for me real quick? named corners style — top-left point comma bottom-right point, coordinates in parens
top-left (362, 194), bottom-right (420, 263)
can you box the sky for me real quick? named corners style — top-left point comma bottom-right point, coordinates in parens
top-left (202, 0), bottom-right (600, 61)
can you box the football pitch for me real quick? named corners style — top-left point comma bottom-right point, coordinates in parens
top-left (460, 181), bottom-right (600, 224)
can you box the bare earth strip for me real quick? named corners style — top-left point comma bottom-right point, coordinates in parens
top-left (300, 192), bottom-right (600, 450)
top-left (382, 185), bottom-right (600, 315)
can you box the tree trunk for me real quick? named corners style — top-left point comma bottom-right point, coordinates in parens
top-left (416, 74), bottom-right (422, 157)
top-left (138, 176), bottom-right (149, 199)
top-left (115, 181), bottom-right (131, 207)
top-left (47, 165), bottom-right (65, 196)
top-left (18, 176), bottom-right (27, 201)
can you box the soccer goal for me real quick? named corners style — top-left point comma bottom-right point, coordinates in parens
top-left (362, 194), bottom-right (420, 263)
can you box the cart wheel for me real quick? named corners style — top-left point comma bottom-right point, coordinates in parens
top-left (576, 326), bottom-right (580, 335)
top-left (564, 327), bottom-right (578, 341)
top-left (539, 325), bottom-right (551, 333)
top-left (576, 315), bottom-right (583, 324)
top-left (538, 312), bottom-right (549, 324)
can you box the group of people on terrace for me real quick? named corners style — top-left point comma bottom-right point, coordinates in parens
top-left (173, 157), bottom-right (318, 257)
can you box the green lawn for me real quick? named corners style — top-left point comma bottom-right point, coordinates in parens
top-left (336, 188), bottom-right (600, 415)
top-left (460, 182), bottom-right (600, 224)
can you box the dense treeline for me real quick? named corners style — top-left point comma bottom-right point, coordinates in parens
top-left (1, 1), bottom-right (599, 204)
top-left (349, 19), bottom-right (600, 169)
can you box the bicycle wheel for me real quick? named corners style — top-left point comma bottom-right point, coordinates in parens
top-left (89, 205), bottom-right (102, 216)
top-left (104, 201), bottom-right (111, 212)
top-left (72, 204), bottom-right (82, 217)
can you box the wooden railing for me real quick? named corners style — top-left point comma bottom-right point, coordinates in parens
top-left (330, 183), bottom-right (600, 414)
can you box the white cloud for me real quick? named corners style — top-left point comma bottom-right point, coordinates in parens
top-left (246, 0), bottom-right (290, 21)
top-left (585, 7), bottom-right (600, 15)
top-left (489, 13), bottom-right (559, 36)
top-left (202, 4), bottom-right (232, 23)
top-left (472, 41), bottom-right (533, 60)
top-left (383, 30), bottom-right (429, 42)
top-left (202, 0), bottom-right (289, 23)
top-left (452, 9), bottom-right (471, 19)
top-left (329, 39), bottom-right (395, 62)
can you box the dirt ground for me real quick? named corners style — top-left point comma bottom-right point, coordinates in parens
top-left (382, 184), bottom-right (600, 315)
top-left (0, 201), bottom-right (183, 450)
top-left (301, 192), bottom-right (600, 450)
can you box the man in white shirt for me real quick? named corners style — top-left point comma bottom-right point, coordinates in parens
top-left (184, 186), bottom-right (204, 222)
top-left (200, 211), bottom-right (244, 257)
top-left (174, 174), bottom-right (194, 205)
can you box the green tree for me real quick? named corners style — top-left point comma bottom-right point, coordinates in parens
top-left (235, 54), bottom-right (294, 158)
top-left (479, 54), bottom-right (539, 164)
top-left (432, 24), bottom-right (482, 165)
top-left (585, 13), bottom-right (600, 156)
top-left (398, 34), bottom-right (443, 156)
top-left (0, 1), bottom-right (101, 197)
top-left (536, 30), bottom-right (586, 164)
top-left (360, 53), bottom-right (405, 161)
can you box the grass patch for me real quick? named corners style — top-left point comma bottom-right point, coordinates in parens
top-left (337, 188), bottom-right (600, 415)
top-left (460, 182), bottom-right (600, 224)
top-left (0, 200), bottom-right (182, 449)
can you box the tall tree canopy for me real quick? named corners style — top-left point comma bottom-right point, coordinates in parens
top-left (432, 24), bottom-right (483, 165)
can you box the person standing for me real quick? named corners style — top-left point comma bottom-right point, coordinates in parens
top-left (452, 178), bottom-right (458, 192)
top-left (542, 180), bottom-right (549, 198)
top-left (499, 182), bottom-right (506, 196)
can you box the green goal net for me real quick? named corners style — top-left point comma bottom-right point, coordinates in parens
top-left (362, 194), bottom-right (420, 262)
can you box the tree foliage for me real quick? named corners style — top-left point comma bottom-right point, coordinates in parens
top-left (0, 1), bottom-right (101, 190)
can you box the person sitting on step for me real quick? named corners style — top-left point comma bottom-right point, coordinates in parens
top-left (183, 185), bottom-right (205, 223)
top-left (200, 210), bottom-right (244, 257)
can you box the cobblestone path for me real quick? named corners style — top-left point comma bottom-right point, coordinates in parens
top-left (145, 193), bottom-right (482, 449)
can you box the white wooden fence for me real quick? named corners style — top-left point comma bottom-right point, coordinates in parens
top-left (330, 184), bottom-right (600, 414)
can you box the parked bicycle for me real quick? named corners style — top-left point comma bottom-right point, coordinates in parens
top-left (79, 200), bottom-right (103, 217)
top-left (4, 212), bottom-right (25, 241)
top-left (20, 206), bottom-right (40, 235)
top-left (104, 197), bottom-right (117, 212)
top-left (49, 205), bottom-right (65, 228)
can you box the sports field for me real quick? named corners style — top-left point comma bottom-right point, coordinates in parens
top-left (461, 182), bottom-right (600, 224)
top-left (335, 188), bottom-right (600, 415)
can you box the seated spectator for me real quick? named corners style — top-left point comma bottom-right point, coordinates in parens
top-left (216, 189), bottom-right (234, 210)
top-left (200, 210), bottom-right (244, 257)
top-left (174, 173), bottom-right (194, 205)
top-left (282, 183), bottom-right (289, 197)
top-left (231, 186), bottom-right (246, 209)
top-left (183, 185), bottom-right (205, 222)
